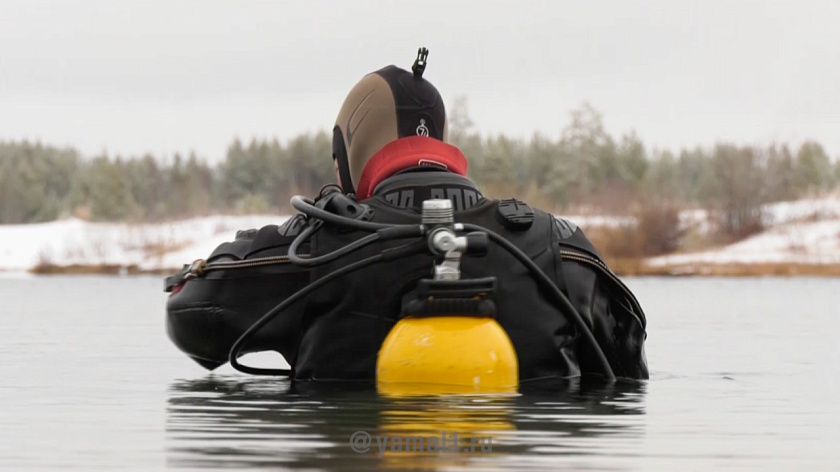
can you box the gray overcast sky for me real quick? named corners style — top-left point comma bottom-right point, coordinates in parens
top-left (1, 0), bottom-right (839, 161)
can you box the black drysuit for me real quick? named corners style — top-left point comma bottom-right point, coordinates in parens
top-left (165, 170), bottom-right (648, 381)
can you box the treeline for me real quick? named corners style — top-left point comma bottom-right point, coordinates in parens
top-left (2, 102), bottom-right (839, 245)
top-left (451, 101), bottom-right (840, 243)
top-left (0, 132), bottom-right (334, 223)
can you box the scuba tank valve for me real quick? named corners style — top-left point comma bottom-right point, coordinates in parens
top-left (376, 199), bottom-right (519, 396)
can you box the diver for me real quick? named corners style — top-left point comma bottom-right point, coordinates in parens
top-left (165, 48), bottom-right (648, 383)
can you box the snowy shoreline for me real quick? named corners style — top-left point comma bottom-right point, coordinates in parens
top-left (0, 215), bottom-right (285, 273)
top-left (2, 197), bottom-right (839, 276)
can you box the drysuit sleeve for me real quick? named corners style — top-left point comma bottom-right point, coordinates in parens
top-left (553, 218), bottom-right (649, 380)
top-left (165, 217), bottom-right (311, 371)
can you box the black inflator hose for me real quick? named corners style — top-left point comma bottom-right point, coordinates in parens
top-left (287, 213), bottom-right (425, 268)
top-left (462, 223), bottom-right (616, 381)
top-left (289, 224), bottom-right (382, 267)
top-left (229, 241), bottom-right (428, 376)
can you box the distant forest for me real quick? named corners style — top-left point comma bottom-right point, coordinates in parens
top-left (2, 101), bottom-right (838, 247)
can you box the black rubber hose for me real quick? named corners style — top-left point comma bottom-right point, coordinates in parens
top-left (462, 223), bottom-right (616, 381)
top-left (229, 240), bottom-right (429, 376)
top-left (288, 223), bottom-right (382, 267)
top-left (291, 195), bottom-right (414, 232)
top-left (288, 222), bottom-right (425, 268)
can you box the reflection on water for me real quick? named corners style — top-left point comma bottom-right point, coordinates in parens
top-left (7, 277), bottom-right (837, 470)
top-left (166, 376), bottom-right (646, 470)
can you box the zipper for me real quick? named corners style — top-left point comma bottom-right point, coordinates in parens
top-left (184, 254), bottom-right (310, 279)
top-left (181, 247), bottom-right (646, 326)
top-left (559, 249), bottom-right (647, 328)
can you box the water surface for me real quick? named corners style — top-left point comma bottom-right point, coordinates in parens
top-left (0, 276), bottom-right (837, 470)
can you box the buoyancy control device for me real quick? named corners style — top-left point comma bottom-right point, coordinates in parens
top-left (225, 188), bottom-right (617, 394)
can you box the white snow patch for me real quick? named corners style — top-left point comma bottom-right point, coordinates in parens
top-left (648, 196), bottom-right (840, 266)
top-left (763, 196), bottom-right (840, 225)
top-left (558, 215), bottom-right (635, 229)
top-left (0, 215), bottom-right (290, 272)
top-left (2, 195), bottom-right (840, 272)
top-left (648, 219), bottom-right (840, 266)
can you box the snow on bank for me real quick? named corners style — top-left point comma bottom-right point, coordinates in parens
top-left (561, 214), bottom-right (635, 228)
top-left (1, 196), bottom-right (839, 272)
top-left (648, 196), bottom-right (840, 266)
top-left (0, 215), bottom-right (289, 272)
top-left (764, 196), bottom-right (840, 225)
top-left (648, 219), bottom-right (840, 265)
top-left (565, 196), bottom-right (840, 266)
top-left (0, 213), bottom-right (630, 273)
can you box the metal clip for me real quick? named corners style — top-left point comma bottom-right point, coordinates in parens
top-left (412, 47), bottom-right (429, 78)
top-left (184, 258), bottom-right (206, 279)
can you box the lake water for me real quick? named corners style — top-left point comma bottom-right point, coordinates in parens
top-left (0, 275), bottom-right (838, 471)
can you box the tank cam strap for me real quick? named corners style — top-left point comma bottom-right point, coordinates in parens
top-left (402, 277), bottom-right (497, 318)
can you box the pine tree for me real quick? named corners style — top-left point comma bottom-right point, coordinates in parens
top-left (794, 141), bottom-right (832, 195)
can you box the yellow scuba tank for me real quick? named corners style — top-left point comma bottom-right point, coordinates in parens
top-left (376, 200), bottom-right (519, 396)
top-left (376, 300), bottom-right (519, 396)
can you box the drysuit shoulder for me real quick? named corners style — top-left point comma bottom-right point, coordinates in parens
top-left (552, 216), bottom-right (604, 261)
top-left (206, 216), bottom-right (307, 262)
top-left (490, 198), bottom-right (602, 260)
